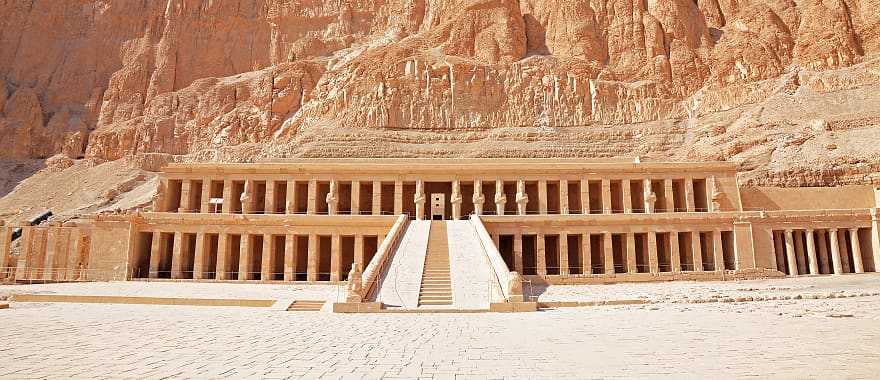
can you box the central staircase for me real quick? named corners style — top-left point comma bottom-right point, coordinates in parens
top-left (418, 221), bottom-right (453, 306)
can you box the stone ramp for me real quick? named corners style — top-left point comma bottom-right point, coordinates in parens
top-left (374, 220), bottom-right (430, 309)
top-left (446, 221), bottom-right (496, 310)
top-left (418, 222), bottom-right (453, 306)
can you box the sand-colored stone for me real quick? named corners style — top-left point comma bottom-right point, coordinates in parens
top-left (0, 0), bottom-right (878, 203)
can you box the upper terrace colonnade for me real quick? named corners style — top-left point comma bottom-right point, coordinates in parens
top-left (154, 158), bottom-right (742, 219)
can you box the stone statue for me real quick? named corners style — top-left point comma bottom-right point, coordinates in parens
top-left (508, 271), bottom-right (524, 302)
top-left (451, 180), bottom-right (463, 219)
top-left (472, 180), bottom-right (485, 215)
top-left (710, 176), bottom-right (724, 212)
top-left (414, 180), bottom-right (426, 219)
top-left (494, 180), bottom-right (506, 215)
top-left (346, 263), bottom-right (363, 302)
top-left (326, 180), bottom-right (339, 214)
top-left (240, 181), bottom-right (252, 213)
top-left (647, 191), bottom-right (657, 213)
top-left (515, 180), bottom-right (529, 215)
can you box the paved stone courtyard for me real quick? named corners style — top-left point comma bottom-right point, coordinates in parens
top-left (2, 276), bottom-right (880, 379)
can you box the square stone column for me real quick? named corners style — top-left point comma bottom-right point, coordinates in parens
top-left (622, 180), bottom-right (632, 213)
top-left (354, 235), bottom-right (365, 271)
top-left (663, 179), bottom-right (675, 212)
top-left (284, 235), bottom-right (298, 281)
top-left (691, 231), bottom-right (703, 271)
top-left (838, 229), bottom-right (851, 273)
top-left (215, 234), bottom-right (229, 280)
top-left (713, 229), bottom-right (725, 271)
top-left (538, 180), bottom-right (548, 214)
top-left (238, 235), bottom-right (253, 280)
top-left (26, 228), bottom-right (40, 278)
top-left (513, 234), bottom-right (524, 273)
top-left (536, 234), bottom-right (547, 276)
top-left (42, 229), bottom-right (60, 281)
top-left (648, 232), bottom-right (659, 274)
top-left (307, 234), bottom-right (318, 281)
top-left (193, 233), bottom-right (207, 280)
top-left (330, 235), bottom-right (342, 281)
top-left (285, 180), bottom-right (297, 214)
top-left (603, 232), bottom-right (614, 274)
top-left (830, 229), bottom-right (843, 274)
top-left (200, 180), bottom-right (211, 213)
top-left (685, 177), bottom-right (696, 212)
top-left (265, 181), bottom-right (276, 214)
top-left (148, 232), bottom-right (163, 279)
top-left (732, 222), bottom-right (756, 270)
top-left (871, 209), bottom-right (880, 272)
top-left (580, 179), bottom-right (590, 214)
top-left (559, 233), bottom-right (569, 275)
top-left (351, 181), bottom-right (361, 215)
top-left (372, 181), bottom-right (382, 215)
top-left (669, 232), bottom-right (681, 272)
top-left (261, 234), bottom-right (275, 280)
top-left (0, 226), bottom-right (12, 277)
top-left (784, 229), bottom-right (798, 276)
top-left (806, 229), bottom-right (819, 275)
top-left (559, 180), bottom-right (569, 214)
top-left (850, 228), bottom-right (864, 273)
top-left (601, 180), bottom-right (612, 214)
top-left (625, 233), bottom-right (637, 273)
top-left (581, 234), bottom-right (592, 275)
top-left (222, 180), bottom-right (233, 213)
top-left (307, 180), bottom-right (317, 215)
top-left (394, 180), bottom-right (403, 215)
top-left (179, 180), bottom-right (192, 212)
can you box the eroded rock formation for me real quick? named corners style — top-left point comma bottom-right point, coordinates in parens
top-left (0, 0), bottom-right (879, 188)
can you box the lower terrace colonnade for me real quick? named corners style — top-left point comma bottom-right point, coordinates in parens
top-left (126, 214), bottom-right (394, 283)
top-left (771, 227), bottom-right (876, 276)
top-left (491, 230), bottom-right (735, 276)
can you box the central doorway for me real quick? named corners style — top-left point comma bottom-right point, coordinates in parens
top-left (431, 193), bottom-right (446, 220)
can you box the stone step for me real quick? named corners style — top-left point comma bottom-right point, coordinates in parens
top-left (286, 301), bottom-right (325, 311)
top-left (420, 295), bottom-right (453, 300)
top-left (420, 300), bottom-right (453, 305)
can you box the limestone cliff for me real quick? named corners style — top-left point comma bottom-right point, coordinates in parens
top-left (1, 0), bottom-right (880, 190)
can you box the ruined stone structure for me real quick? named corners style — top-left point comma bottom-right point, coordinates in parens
top-left (3, 158), bottom-right (880, 310)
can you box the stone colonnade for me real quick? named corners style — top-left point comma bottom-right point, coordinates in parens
top-left (772, 227), bottom-right (877, 276)
top-left (157, 176), bottom-right (722, 218)
top-left (136, 227), bottom-right (385, 283)
top-left (0, 224), bottom-right (90, 281)
top-left (491, 229), bottom-right (736, 276)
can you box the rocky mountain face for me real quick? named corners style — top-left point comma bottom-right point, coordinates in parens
top-left (1, 0), bottom-right (879, 187)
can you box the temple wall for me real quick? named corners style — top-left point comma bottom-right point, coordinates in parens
top-left (740, 186), bottom-right (875, 211)
top-left (10, 224), bottom-right (93, 281)
top-left (88, 219), bottom-right (132, 281)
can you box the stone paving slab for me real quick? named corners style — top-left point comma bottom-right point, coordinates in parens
top-left (0, 281), bottom-right (346, 303)
top-left (530, 273), bottom-right (880, 303)
top-left (1, 293), bottom-right (878, 378)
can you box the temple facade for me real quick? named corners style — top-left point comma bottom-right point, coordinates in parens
top-left (3, 158), bottom-right (879, 310)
